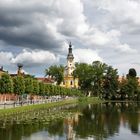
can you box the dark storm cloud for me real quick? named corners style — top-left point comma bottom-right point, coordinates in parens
top-left (0, 23), bottom-right (62, 51)
top-left (0, 14), bottom-right (28, 27)
top-left (0, 1), bottom-right (64, 53)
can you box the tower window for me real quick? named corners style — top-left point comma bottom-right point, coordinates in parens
top-left (71, 81), bottom-right (73, 85)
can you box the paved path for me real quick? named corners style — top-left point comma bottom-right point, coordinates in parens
top-left (0, 96), bottom-right (73, 109)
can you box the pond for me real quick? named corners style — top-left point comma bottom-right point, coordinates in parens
top-left (0, 102), bottom-right (140, 140)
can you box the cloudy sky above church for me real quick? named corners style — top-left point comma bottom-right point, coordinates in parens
top-left (0, 0), bottom-right (140, 76)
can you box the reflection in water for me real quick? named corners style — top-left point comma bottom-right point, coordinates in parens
top-left (0, 102), bottom-right (140, 140)
top-left (64, 112), bottom-right (79, 140)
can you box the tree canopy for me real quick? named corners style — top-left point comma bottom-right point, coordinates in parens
top-left (128, 68), bottom-right (137, 77)
top-left (45, 65), bottom-right (64, 85)
top-left (13, 76), bottom-right (25, 95)
top-left (0, 73), bottom-right (13, 93)
top-left (73, 61), bottom-right (119, 98)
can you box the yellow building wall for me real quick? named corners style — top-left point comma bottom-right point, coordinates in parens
top-left (60, 76), bottom-right (79, 89)
top-left (0, 71), bottom-right (6, 78)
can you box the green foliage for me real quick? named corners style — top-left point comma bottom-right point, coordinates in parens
top-left (39, 82), bottom-right (45, 95)
top-left (128, 68), bottom-right (137, 77)
top-left (0, 98), bottom-right (78, 116)
top-left (78, 97), bottom-right (88, 102)
top-left (73, 63), bottom-right (94, 92)
top-left (45, 65), bottom-right (64, 85)
top-left (25, 77), bottom-right (33, 94)
top-left (78, 97), bottom-right (101, 103)
top-left (73, 61), bottom-right (119, 99)
top-left (120, 77), bottom-right (139, 100)
top-left (0, 73), bottom-right (13, 93)
top-left (102, 66), bottom-right (119, 99)
top-left (33, 79), bottom-right (39, 94)
top-left (1, 62), bottom-right (140, 101)
top-left (0, 73), bottom-right (82, 97)
top-left (92, 61), bottom-right (108, 96)
top-left (13, 76), bottom-right (25, 95)
top-left (45, 84), bottom-right (51, 95)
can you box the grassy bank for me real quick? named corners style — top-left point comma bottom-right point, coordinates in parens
top-left (0, 97), bottom-right (103, 117)
top-left (78, 96), bottom-right (104, 104)
top-left (0, 99), bottom-right (78, 117)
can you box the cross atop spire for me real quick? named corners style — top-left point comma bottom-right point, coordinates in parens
top-left (69, 42), bottom-right (72, 48)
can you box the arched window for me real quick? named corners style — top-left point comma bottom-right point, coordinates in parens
top-left (71, 81), bottom-right (73, 85)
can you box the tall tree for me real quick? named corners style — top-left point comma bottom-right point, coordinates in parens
top-left (45, 65), bottom-right (64, 85)
top-left (128, 68), bottom-right (137, 78)
top-left (13, 76), bottom-right (25, 95)
top-left (33, 79), bottom-right (39, 95)
top-left (103, 66), bottom-right (119, 99)
top-left (0, 73), bottom-right (13, 93)
top-left (120, 68), bottom-right (139, 100)
top-left (73, 63), bottom-right (94, 95)
top-left (25, 77), bottom-right (33, 94)
top-left (73, 61), bottom-right (119, 98)
top-left (92, 61), bottom-right (108, 96)
top-left (39, 82), bottom-right (45, 95)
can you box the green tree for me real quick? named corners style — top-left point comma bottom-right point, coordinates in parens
top-left (103, 66), bottom-right (119, 99)
top-left (13, 76), bottom-right (25, 95)
top-left (33, 79), bottom-right (39, 95)
top-left (45, 84), bottom-right (51, 96)
top-left (128, 68), bottom-right (137, 77)
top-left (25, 77), bottom-right (33, 94)
top-left (120, 68), bottom-right (139, 100)
top-left (39, 82), bottom-right (45, 95)
top-left (45, 65), bottom-right (64, 85)
top-left (0, 73), bottom-right (13, 93)
top-left (92, 61), bottom-right (108, 96)
top-left (73, 63), bottom-right (94, 95)
top-left (73, 61), bottom-right (119, 98)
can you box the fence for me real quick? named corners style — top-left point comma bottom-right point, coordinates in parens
top-left (0, 95), bottom-right (71, 109)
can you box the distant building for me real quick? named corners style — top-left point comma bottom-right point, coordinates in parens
top-left (17, 63), bottom-right (25, 76)
top-left (0, 66), bottom-right (8, 78)
top-left (60, 43), bottom-right (78, 88)
top-left (10, 64), bottom-right (25, 77)
top-left (118, 76), bottom-right (140, 86)
top-left (37, 77), bottom-right (56, 85)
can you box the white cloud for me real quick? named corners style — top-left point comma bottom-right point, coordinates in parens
top-left (92, 0), bottom-right (140, 24)
top-left (0, 49), bottom-right (59, 68)
top-left (73, 49), bottom-right (102, 64)
top-left (115, 44), bottom-right (137, 54)
top-left (11, 49), bottom-right (59, 66)
top-left (0, 0), bottom-right (140, 76)
top-left (0, 51), bottom-right (13, 65)
top-left (80, 28), bottom-right (121, 46)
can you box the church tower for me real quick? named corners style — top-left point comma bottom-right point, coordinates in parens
top-left (65, 42), bottom-right (75, 76)
top-left (61, 42), bottom-right (78, 88)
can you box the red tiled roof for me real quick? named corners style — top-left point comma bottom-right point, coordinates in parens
top-left (37, 77), bottom-right (55, 84)
top-left (10, 74), bottom-right (18, 77)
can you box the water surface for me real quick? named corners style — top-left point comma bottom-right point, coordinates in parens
top-left (0, 102), bottom-right (140, 140)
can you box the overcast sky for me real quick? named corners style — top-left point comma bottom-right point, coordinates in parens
top-left (0, 0), bottom-right (140, 77)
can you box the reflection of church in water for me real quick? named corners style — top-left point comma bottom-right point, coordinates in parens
top-left (64, 113), bottom-right (79, 140)
top-left (61, 43), bottom-right (78, 88)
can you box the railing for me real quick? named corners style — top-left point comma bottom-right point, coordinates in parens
top-left (0, 96), bottom-right (73, 109)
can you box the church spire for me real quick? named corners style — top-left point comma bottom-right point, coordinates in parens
top-left (67, 42), bottom-right (74, 60)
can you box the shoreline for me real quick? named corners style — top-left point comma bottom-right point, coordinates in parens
top-left (0, 97), bottom-right (103, 117)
